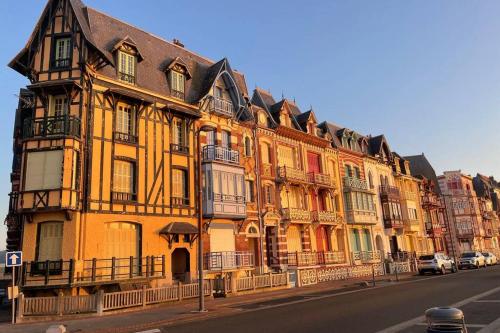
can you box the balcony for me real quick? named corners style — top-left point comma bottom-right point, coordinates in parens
top-left (209, 96), bottom-right (234, 117)
top-left (203, 251), bottom-right (254, 271)
top-left (457, 229), bottom-right (474, 238)
top-left (383, 214), bottom-right (405, 229)
top-left (343, 177), bottom-right (369, 191)
top-left (282, 208), bottom-right (311, 224)
top-left (21, 256), bottom-right (165, 289)
top-left (203, 193), bottom-right (246, 219)
top-left (425, 222), bottom-right (443, 236)
top-left (379, 185), bottom-right (401, 199)
top-left (23, 115), bottom-right (81, 139)
top-left (114, 131), bottom-right (138, 144)
top-left (307, 172), bottom-right (334, 187)
top-left (404, 219), bottom-right (421, 233)
top-left (171, 196), bottom-right (189, 207)
top-left (118, 72), bottom-right (136, 85)
top-left (278, 166), bottom-right (307, 183)
top-left (312, 210), bottom-right (338, 225)
top-left (202, 145), bottom-right (240, 164)
top-left (286, 251), bottom-right (346, 267)
top-left (344, 209), bottom-right (377, 225)
top-left (351, 251), bottom-right (382, 263)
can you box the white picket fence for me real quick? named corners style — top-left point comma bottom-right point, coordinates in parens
top-left (18, 281), bottom-right (212, 319)
top-left (235, 273), bottom-right (288, 292)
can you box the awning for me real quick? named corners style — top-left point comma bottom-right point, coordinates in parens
top-left (160, 222), bottom-right (198, 235)
top-left (160, 222), bottom-right (198, 248)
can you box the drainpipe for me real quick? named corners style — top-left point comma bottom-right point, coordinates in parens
top-left (251, 105), bottom-right (266, 274)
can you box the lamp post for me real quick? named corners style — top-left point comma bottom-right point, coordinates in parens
top-left (196, 125), bottom-right (214, 312)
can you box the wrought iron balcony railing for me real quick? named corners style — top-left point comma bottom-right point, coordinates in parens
top-left (209, 97), bottom-right (233, 117)
top-left (312, 210), bottom-right (338, 224)
top-left (170, 143), bottom-right (189, 154)
top-left (343, 176), bottom-right (368, 191)
top-left (53, 58), bottom-right (71, 69)
top-left (278, 166), bottom-right (307, 183)
top-left (118, 72), bottom-right (136, 85)
top-left (202, 145), bottom-right (240, 164)
top-left (114, 131), bottom-right (138, 144)
top-left (286, 251), bottom-right (346, 267)
top-left (23, 115), bottom-right (81, 139)
top-left (112, 191), bottom-right (137, 202)
top-left (307, 172), bottom-right (333, 187)
top-left (282, 208), bottom-right (311, 223)
top-left (379, 185), bottom-right (401, 198)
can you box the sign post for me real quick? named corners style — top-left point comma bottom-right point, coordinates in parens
top-left (6, 251), bottom-right (22, 324)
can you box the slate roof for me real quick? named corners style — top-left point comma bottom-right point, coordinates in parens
top-left (404, 154), bottom-right (441, 194)
top-left (10, 0), bottom-right (249, 108)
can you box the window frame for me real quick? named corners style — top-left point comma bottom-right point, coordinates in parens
top-left (117, 50), bottom-right (137, 85)
top-left (112, 157), bottom-right (137, 202)
top-left (169, 70), bottom-right (186, 100)
top-left (170, 117), bottom-right (189, 154)
top-left (114, 103), bottom-right (138, 145)
top-left (51, 34), bottom-right (72, 70)
top-left (171, 167), bottom-right (189, 206)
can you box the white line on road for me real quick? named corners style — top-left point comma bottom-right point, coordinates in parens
top-left (474, 299), bottom-right (500, 303)
top-left (134, 330), bottom-right (161, 333)
top-left (375, 285), bottom-right (500, 333)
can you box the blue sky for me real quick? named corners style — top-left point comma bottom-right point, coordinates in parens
top-left (1, 0), bottom-right (500, 249)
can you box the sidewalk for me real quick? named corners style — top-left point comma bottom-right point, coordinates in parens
top-left (0, 273), bottom-right (415, 333)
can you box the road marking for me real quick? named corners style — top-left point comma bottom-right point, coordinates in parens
top-left (135, 330), bottom-right (161, 333)
top-left (374, 285), bottom-right (500, 333)
top-left (474, 300), bottom-right (500, 303)
top-left (478, 315), bottom-right (500, 333)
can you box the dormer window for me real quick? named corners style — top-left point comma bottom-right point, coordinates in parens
top-left (170, 70), bottom-right (185, 100)
top-left (52, 36), bottom-right (71, 69)
top-left (118, 51), bottom-right (136, 84)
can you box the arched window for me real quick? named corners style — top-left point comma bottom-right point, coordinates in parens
top-left (244, 136), bottom-right (252, 157)
top-left (368, 171), bottom-right (374, 189)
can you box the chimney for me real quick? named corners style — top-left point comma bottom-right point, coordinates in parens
top-left (172, 38), bottom-right (184, 48)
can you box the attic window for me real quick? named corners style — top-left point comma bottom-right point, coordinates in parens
top-left (170, 68), bottom-right (186, 100)
top-left (118, 51), bottom-right (136, 85)
top-left (52, 36), bottom-right (71, 69)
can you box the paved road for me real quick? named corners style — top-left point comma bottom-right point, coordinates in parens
top-left (157, 266), bottom-right (500, 333)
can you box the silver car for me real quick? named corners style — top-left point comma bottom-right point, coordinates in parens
top-left (458, 251), bottom-right (486, 269)
top-left (418, 253), bottom-right (457, 275)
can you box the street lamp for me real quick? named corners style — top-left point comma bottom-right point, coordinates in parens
top-left (196, 125), bottom-right (215, 312)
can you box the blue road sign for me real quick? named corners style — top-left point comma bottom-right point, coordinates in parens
top-left (6, 251), bottom-right (22, 267)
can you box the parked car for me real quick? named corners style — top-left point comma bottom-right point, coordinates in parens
top-left (418, 253), bottom-right (457, 275)
top-left (482, 252), bottom-right (498, 266)
top-left (458, 251), bottom-right (486, 269)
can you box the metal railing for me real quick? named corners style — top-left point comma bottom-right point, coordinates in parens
top-left (114, 131), bottom-right (138, 144)
top-left (118, 72), bottom-right (136, 84)
top-left (202, 145), bottom-right (240, 164)
top-left (21, 256), bottom-right (166, 288)
top-left (282, 208), bottom-right (311, 222)
top-left (352, 251), bottom-right (382, 263)
top-left (343, 176), bottom-right (368, 191)
top-left (212, 193), bottom-right (245, 203)
top-left (307, 172), bottom-right (332, 186)
top-left (203, 251), bottom-right (254, 271)
top-left (209, 96), bottom-right (234, 117)
top-left (112, 191), bottom-right (137, 202)
top-left (278, 166), bottom-right (307, 182)
top-left (312, 210), bottom-right (338, 224)
top-left (53, 58), bottom-right (71, 68)
top-left (379, 185), bottom-right (401, 197)
top-left (23, 115), bottom-right (81, 138)
top-left (171, 196), bottom-right (189, 206)
top-left (171, 89), bottom-right (185, 100)
top-left (286, 251), bottom-right (346, 267)
top-left (170, 143), bottom-right (189, 154)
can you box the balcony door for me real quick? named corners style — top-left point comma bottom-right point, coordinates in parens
top-left (278, 146), bottom-right (296, 168)
top-left (307, 152), bottom-right (321, 173)
top-left (206, 130), bottom-right (215, 146)
top-left (316, 226), bottom-right (330, 252)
